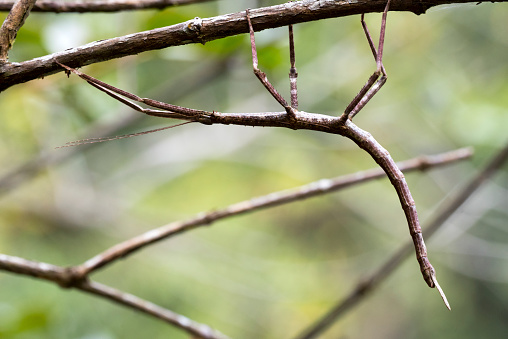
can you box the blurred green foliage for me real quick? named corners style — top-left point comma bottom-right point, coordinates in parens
top-left (0, 0), bottom-right (507, 338)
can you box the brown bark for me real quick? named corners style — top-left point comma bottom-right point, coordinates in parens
top-left (0, 0), bottom-right (215, 13)
top-left (0, 0), bottom-right (503, 92)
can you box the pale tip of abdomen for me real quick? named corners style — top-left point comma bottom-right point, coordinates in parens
top-left (432, 274), bottom-right (451, 310)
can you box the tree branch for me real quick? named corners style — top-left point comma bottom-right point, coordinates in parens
top-left (0, 253), bottom-right (231, 339)
top-left (0, 253), bottom-right (66, 282)
top-left (0, 0), bottom-right (36, 62)
top-left (0, 0), bottom-right (215, 13)
top-left (294, 140), bottom-right (508, 339)
top-left (0, 0), bottom-right (504, 92)
top-left (73, 148), bottom-right (472, 277)
top-left (78, 280), bottom-right (230, 339)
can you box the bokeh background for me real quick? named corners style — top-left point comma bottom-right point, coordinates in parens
top-left (1, 0), bottom-right (507, 338)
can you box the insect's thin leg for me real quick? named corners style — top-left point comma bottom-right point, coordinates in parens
top-left (246, 10), bottom-right (289, 110)
top-left (360, 13), bottom-right (386, 76)
top-left (341, 0), bottom-right (390, 120)
top-left (346, 76), bottom-right (387, 119)
top-left (288, 24), bottom-right (298, 109)
top-left (376, 0), bottom-right (391, 73)
top-left (57, 62), bottom-right (210, 121)
top-left (343, 72), bottom-right (382, 117)
top-left (83, 78), bottom-right (189, 120)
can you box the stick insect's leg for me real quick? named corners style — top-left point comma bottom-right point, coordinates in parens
top-left (375, 0), bottom-right (390, 74)
top-left (361, 13), bottom-right (386, 76)
top-left (342, 0), bottom-right (391, 120)
top-left (56, 62), bottom-right (210, 121)
top-left (288, 24), bottom-right (298, 109)
top-left (246, 10), bottom-right (293, 114)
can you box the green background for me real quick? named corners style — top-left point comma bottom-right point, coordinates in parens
top-left (1, 0), bottom-right (507, 338)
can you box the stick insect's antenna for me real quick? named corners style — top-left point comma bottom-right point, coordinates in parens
top-left (57, 122), bottom-right (192, 148)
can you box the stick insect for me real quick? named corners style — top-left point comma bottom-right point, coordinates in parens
top-left (57, 0), bottom-right (451, 309)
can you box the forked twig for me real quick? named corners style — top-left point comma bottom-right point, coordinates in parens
top-left (294, 140), bottom-right (508, 339)
top-left (56, 1), bottom-right (451, 308)
top-left (0, 254), bottom-right (230, 339)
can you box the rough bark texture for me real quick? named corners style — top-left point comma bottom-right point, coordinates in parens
top-left (0, 0), bottom-right (36, 61)
top-left (0, 0), bottom-right (504, 92)
top-left (0, 0), bottom-right (214, 13)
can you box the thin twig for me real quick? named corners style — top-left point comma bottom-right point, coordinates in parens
top-left (0, 0), bottom-right (215, 13)
top-left (0, 0), bottom-right (36, 62)
top-left (78, 281), bottom-right (230, 339)
top-left (74, 147), bottom-right (473, 277)
top-left (0, 0), bottom-right (502, 91)
top-left (0, 253), bottom-right (67, 283)
top-left (0, 254), bottom-right (231, 339)
top-left (294, 140), bottom-right (508, 339)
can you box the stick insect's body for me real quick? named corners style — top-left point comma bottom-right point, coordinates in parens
top-left (58, 0), bottom-right (450, 309)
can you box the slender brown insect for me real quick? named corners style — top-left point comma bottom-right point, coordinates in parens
top-left (57, 0), bottom-right (450, 309)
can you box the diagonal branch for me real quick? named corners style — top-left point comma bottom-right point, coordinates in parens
top-left (0, 0), bottom-right (216, 13)
top-left (79, 281), bottom-right (230, 339)
top-left (0, 254), bottom-right (231, 339)
top-left (1, 0), bottom-right (504, 91)
top-left (73, 148), bottom-right (472, 277)
top-left (0, 0), bottom-right (36, 62)
top-left (294, 139), bottom-right (508, 339)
